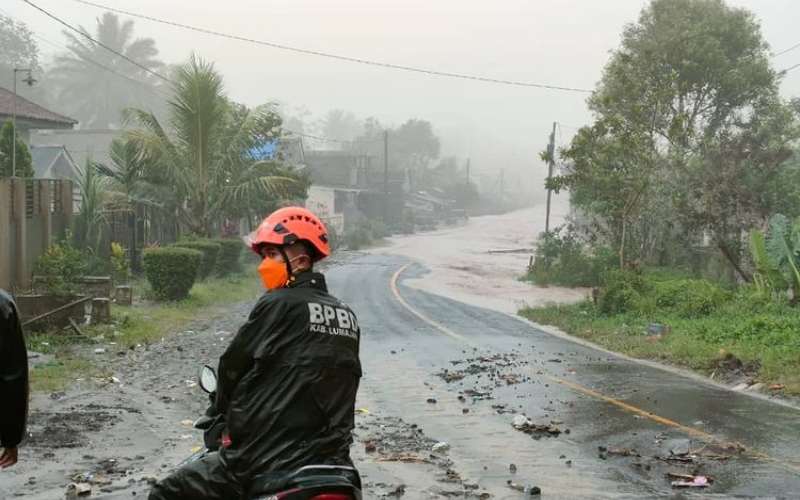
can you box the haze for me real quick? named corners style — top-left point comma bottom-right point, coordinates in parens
top-left (6, 0), bottom-right (800, 202)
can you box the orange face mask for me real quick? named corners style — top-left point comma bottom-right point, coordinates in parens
top-left (257, 258), bottom-right (289, 290)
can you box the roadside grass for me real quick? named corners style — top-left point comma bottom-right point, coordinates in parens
top-left (26, 273), bottom-right (261, 393)
top-left (520, 297), bottom-right (800, 395)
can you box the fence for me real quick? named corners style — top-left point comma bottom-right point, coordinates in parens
top-left (0, 178), bottom-right (74, 293)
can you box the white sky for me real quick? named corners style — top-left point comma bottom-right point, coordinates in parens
top-left (6, 0), bottom-right (800, 196)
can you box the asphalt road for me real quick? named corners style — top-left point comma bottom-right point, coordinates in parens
top-left (334, 253), bottom-right (800, 499)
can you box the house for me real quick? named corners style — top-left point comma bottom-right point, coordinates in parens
top-left (31, 145), bottom-right (80, 182)
top-left (0, 86), bottom-right (77, 144)
top-left (303, 150), bottom-right (381, 234)
top-left (31, 128), bottom-right (117, 172)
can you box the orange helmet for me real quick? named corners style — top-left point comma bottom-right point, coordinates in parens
top-left (246, 206), bottom-right (331, 261)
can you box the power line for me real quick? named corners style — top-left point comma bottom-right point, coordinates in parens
top-left (19, 1), bottom-right (428, 146)
top-left (69, 0), bottom-right (593, 93)
top-left (782, 62), bottom-right (800, 74)
top-left (774, 42), bottom-right (800, 58)
top-left (22, 0), bottom-right (172, 84)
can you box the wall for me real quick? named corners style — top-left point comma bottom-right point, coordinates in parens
top-left (0, 178), bottom-right (73, 292)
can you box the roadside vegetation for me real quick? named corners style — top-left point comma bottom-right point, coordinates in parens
top-left (27, 271), bottom-right (261, 392)
top-left (522, 0), bottom-right (800, 394)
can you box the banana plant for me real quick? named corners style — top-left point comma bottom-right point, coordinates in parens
top-left (752, 214), bottom-right (800, 301)
top-left (749, 229), bottom-right (787, 296)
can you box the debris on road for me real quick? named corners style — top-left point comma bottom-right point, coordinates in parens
top-left (65, 482), bottom-right (92, 498)
top-left (432, 442), bottom-right (451, 453)
top-left (507, 480), bottom-right (542, 496)
top-left (668, 473), bottom-right (713, 488)
top-left (512, 414), bottom-right (561, 437)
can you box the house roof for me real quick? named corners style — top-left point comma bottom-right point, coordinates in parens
top-left (31, 145), bottom-right (79, 180)
top-left (0, 86), bottom-right (77, 128)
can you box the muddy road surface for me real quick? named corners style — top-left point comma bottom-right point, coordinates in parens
top-left (4, 250), bottom-right (800, 499)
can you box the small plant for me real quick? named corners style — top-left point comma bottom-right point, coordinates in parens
top-left (143, 247), bottom-right (203, 300)
top-left (110, 242), bottom-right (131, 284)
top-left (172, 240), bottom-right (221, 279)
top-left (33, 239), bottom-right (87, 296)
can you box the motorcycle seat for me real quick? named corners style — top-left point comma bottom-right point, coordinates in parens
top-left (248, 465), bottom-right (361, 496)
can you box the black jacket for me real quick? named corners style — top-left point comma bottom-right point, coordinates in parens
top-left (215, 272), bottom-right (361, 481)
top-left (0, 289), bottom-right (28, 449)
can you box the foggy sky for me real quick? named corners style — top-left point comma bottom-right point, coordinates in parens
top-left (6, 0), bottom-right (800, 200)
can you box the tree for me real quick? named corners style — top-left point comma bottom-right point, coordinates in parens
top-left (319, 109), bottom-right (363, 149)
top-left (559, 0), bottom-right (799, 279)
top-left (553, 117), bottom-right (657, 269)
top-left (50, 12), bottom-right (165, 128)
top-left (72, 159), bottom-right (107, 254)
top-left (0, 15), bottom-right (41, 90)
top-left (0, 121), bottom-right (34, 178)
top-left (126, 55), bottom-right (302, 236)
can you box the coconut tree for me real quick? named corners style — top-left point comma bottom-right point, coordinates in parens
top-left (50, 12), bottom-right (165, 128)
top-left (126, 55), bottom-right (300, 237)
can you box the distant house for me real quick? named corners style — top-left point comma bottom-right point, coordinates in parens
top-left (303, 150), bottom-right (378, 233)
top-left (0, 86), bottom-right (77, 143)
top-left (31, 145), bottom-right (80, 182)
top-left (32, 128), bottom-right (117, 172)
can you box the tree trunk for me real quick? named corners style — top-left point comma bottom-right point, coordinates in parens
top-left (717, 240), bottom-right (752, 283)
top-left (619, 218), bottom-right (627, 270)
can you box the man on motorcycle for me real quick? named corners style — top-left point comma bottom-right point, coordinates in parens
top-left (149, 207), bottom-right (362, 499)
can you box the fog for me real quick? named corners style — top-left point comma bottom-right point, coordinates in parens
top-left (7, 0), bottom-right (800, 203)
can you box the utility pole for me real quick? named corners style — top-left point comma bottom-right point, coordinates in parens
top-left (383, 130), bottom-right (389, 221)
top-left (545, 121), bottom-right (557, 234)
top-left (465, 158), bottom-right (470, 187)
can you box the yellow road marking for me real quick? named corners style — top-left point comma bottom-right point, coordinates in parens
top-left (389, 263), bottom-right (800, 475)
top-left (390, 264), bottom-right (478, 348)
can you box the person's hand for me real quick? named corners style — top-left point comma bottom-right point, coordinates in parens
top-left (0, 447), bottom-right (18, 468)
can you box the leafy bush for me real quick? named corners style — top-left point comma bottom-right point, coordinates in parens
top-left (527, 227), bottom-right (616, 287)
top-left (110, 242), bottom-right (131, 284)
top-left (212, 238), bottom-right (243, 276)
top-left (33, 240), bottom-right (87, 296)
top-left (598, 269), bottom-right (647, 315)
top-left (342, 218), bottom-right (389, 250)
top-left (143, 247), bottom-right (203, 300)
top-left (344, 226), bottom-right (372, 250)
top-left (652, 278), bottom-right (729, 318)
top-left (172, 240), bottom-right (221, 279)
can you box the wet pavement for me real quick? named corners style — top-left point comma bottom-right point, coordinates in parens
top-left (332, 254), bottom-right (800, 498)
top-left (4, 250), bottom-right (800, 499)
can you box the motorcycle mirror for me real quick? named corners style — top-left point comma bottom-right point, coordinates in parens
top-left (199, 365), bottom-right (218, 393)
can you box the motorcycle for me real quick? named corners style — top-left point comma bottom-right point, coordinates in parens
top-left (181, 365), bottom-right (363, 500)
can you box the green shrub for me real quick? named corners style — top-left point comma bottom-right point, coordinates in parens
top-left (212, 238), bottom-right (243, 276)
top-left (527, 227), bottom-right (615, 287)
top-left (598, 269), bottom-right (647, 315)
top-left (652, 278), bottom-right (729, 318)
top-left (367, 219), bottom-right (389, 239)
top-left (143, 247), bottom-right (203, 301)
top-left (33, 240), bottom-right (87, 296)
top-left (344, 226), bottom-right (372, 250)
top-left (172, 240), bottom-right (221, 279)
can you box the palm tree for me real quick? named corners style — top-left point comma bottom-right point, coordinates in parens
top-left (50, 12), bottom-right (164, 128)
top-left (126, 55), bottom-right (300, 237)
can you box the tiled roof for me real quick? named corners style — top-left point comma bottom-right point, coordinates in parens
top-left (0, 86), bottom-right (77, 127)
